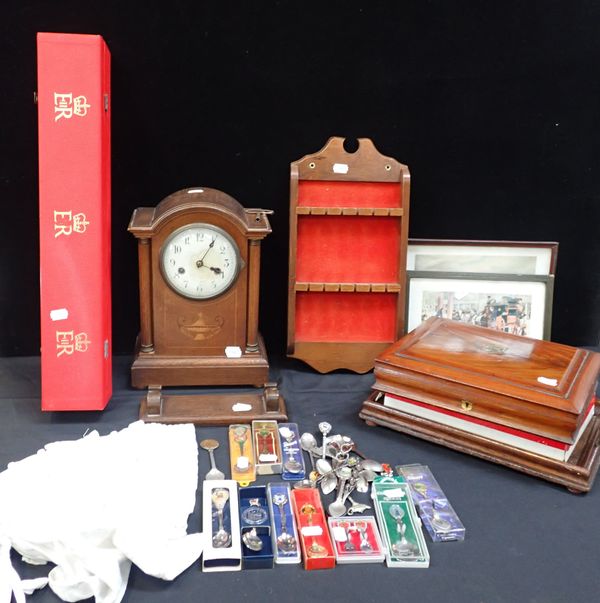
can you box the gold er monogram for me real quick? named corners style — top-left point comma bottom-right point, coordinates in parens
top-left (54, 211), bottom-right (90, 237)
top-left (56, 331), bottom-right (91, 357)
top-left (54, 93), bottom-right (91, 121)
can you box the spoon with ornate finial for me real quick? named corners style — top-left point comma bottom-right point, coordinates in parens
top-left (318, 422), bottom-right (332, 460)
top-left (389, 504), bottom-right (417, 557)
top-left (301, 503), bottom-right (327, 558)
top-left (328, 466), bottom-right (352, 517)
top-left (200, 439), bottom-right (225, 481)
top-left (211, 488), bottom-right (232, 548)
top-left (272, 493), bottom-right (297, 553)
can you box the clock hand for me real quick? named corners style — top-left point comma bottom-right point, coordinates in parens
top-left (195, 237), bottom-right (216, 268)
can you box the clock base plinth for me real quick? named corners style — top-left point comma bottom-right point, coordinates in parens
top-left (139, 383), bottom-right (287, 426)
top-left (131, 333), bottom-right (270, 388)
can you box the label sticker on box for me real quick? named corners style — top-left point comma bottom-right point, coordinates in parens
top-left (259, 453), bottom-right (277, 463)
top-left (332, 526), bottom-right (347, 542)
top-left (332, 163), bottom-right (349, 174)
top-left (50, 308), bottom-right (69, 321)
top-left (225, 346), bottom-right (242, 358)
top-left (383, 488), bottom-right (406, 500)
top-left (301, 525), bottom-right (323, 537)
top-left (279, 426), bottom-right (293, 439)
top-left (236, 456), bottom-right (249, 470)
top-left (232, 402), bottom-right (252, 412)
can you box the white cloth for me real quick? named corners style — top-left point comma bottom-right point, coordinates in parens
top-left (0, 421), bottom-right (203, 603)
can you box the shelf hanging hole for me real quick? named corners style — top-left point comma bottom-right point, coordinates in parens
top-left (343, 138), bottom-right (359, 153)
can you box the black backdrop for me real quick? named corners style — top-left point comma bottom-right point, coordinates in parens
top-left (2, 0), bottom-right (600, 357)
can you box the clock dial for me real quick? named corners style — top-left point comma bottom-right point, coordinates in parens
top-left (160, 224), bottom-right (241, 300)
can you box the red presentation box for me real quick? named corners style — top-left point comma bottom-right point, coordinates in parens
top-left (37, 32), bottom-right (112, 410)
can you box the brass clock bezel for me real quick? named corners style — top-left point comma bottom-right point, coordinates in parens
top-left (159, 222), bottom-right (243, 301)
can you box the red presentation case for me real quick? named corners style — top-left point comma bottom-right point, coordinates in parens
top-left (37, 32), bottom-right (112, 410)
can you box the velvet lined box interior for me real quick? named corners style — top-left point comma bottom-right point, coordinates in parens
top-left (295, 292), bottom-right (397, 342)
top-left (294, 179), bottom-right (402, 344)
top-left (296, 215), bottom-right (400, 283)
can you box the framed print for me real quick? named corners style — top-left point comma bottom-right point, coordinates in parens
top-left (407, 240), bottom-right (559, 276)
top-left (406, 271), bottom-right (554, 340)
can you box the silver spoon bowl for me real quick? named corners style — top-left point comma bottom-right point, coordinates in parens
top-left (242, 528), bottom-right (263, 551)
top-left (359, 459), bottom-right (383, 473)
top-left (320, 473), bottom-right (337, 495)
top-left (328, 466), bottom-right (352, 517)
top-left (315, 458), bottom-right (332, 475)
top-left (272, 493), bottom-right (297, 553)
top-left (300, 433), bottom-right (320, 468)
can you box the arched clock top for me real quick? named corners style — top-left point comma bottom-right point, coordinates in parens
top-left (128, 187), bottom-right (273, 239)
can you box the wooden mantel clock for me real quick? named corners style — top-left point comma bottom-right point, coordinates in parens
top-left (128, 187), bottom-right (287, 424)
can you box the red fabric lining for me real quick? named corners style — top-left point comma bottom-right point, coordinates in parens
top-left (298, 181), bottom-right (402, 208)
top-left (296, 216), bottom-right (400, 282)
top-left (331, 520), bottom-right (382, 555)
top-left (295, 292), bottom-right (397, 342)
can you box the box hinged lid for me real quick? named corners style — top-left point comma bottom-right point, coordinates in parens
top-left (374, 318), bottom-right (600, 444)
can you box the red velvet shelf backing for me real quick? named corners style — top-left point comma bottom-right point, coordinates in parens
top-left (296, 215), bottom-right (400, 283)
top-left (298, 181), bottom-right (402, 208)
top-left (295, 292), bottom-right (397, 342)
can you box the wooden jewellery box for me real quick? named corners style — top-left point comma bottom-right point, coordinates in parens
top-left (360, 318), bottom-right (600, 492)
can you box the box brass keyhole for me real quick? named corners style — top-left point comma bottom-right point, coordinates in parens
top-left (461, 400), bottom-right (473, 412)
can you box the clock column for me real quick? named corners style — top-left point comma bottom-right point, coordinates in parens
top-left (138, 237), bottom-right (154, 352)
top-left (246, 239), bottom-right (261, 353)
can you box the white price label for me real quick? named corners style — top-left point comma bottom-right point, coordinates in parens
top-left (537, 376), bottom-right (558, 386)
top-left (383, 488), bottom-right (406, 500)
top-left (301, 525), bottom-right (323, 537)
top-left (50, 308), bottom-right (69, 321)
top-left (332, 526), bottom-right (347, 542)
top-left (225, 346), bottom-right (242, 358)
top-left (278, 426), bottom-right (293, 439)
top-left (236, 456), bottom-right (249, 470)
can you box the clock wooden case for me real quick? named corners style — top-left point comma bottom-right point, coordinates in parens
top-left (129, 187), bottom-right (286, 424)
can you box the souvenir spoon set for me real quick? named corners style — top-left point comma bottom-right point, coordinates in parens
top-left (200, 420), bottom-right (464, 570)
